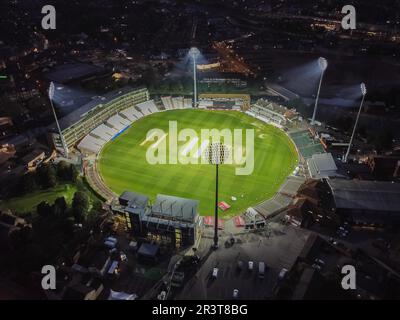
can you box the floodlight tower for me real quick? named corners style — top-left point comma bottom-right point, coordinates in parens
top-left (344, 83), bottom-right (367, 163)
top-left (189, 47), bottom-right (200, 108)
top-left (205, 142), bottom-right (229, 250)
top-left (49, 82), bottom-right (69, 157)
top-left (311, 57), bottom-right (328, 125)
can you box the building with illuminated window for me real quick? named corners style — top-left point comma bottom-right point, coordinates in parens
top-left (115, 191), bottom-right (202, 249)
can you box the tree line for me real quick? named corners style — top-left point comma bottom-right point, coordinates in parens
top-left (17, 161), bottom-right (79, 195)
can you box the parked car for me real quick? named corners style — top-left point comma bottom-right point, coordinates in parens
top-left (258, 262), bottom-right (265, 279)
top-left (312, 264), bottom-right (322, 271)
top-left (278, 268), bottom-right (288, 280)
top-left (120, 251), bottom-right (127, 262)
top-left (212, 267), bottom-right (219, 279)
top-left (314, 258), bottom-right (325, 266)
top-left (248, 261), bottom-right (254, 271)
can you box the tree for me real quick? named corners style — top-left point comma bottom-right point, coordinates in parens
top-left (19, 172), bottom-right (38, 194)
top-left (8, 225), bottom-right (32, 250)
top-left (72, 191), bottom-right (90, 223)
top-left (36, 201), bottom-right (53, 218)
top-left (53, 197), bottom-right (67, 218)
top-left (69, 165), bottom-right (79, 183)
top-left (37, 163), bottom-right (57, 188)
top-left (56, 161), bottom-right (70, 180)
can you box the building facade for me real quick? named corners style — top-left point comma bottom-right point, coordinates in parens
top-left (50, 87), bottom-right (149, 151)
top-left (114, 191), bottom-right (202, 249)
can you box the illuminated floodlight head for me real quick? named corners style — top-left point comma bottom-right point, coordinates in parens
top-left (189, 47), bottom-right (200, 58)
top-left (360, 82), bottom-right (367, 96)
top-left (48, 81), bottom-right (55, 100)
top-left (318, 57), bottom-right (328, 72)
top-left (204, 142), bottom-right (229, 165)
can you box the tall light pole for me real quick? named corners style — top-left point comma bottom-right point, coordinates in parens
top-left (311, 57), bottom-right (328, 125)
top-left (189, 47), bottom-right (200, 108)
top-left (344, 83), bottom-right (367, 163)
top-left (205, 142), bottom-right (229, 250)
top-left (49, 82), bottom-right (68, 157)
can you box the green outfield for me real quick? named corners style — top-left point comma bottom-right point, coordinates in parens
top-left (98, 109), bottom-right (298, 217)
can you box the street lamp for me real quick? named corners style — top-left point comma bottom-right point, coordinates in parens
top-left (204, 142), bottom-right (229, 249)
top-left (49, 82), bottom-right (68, 157)
top-left (189, 47), bottom-right (200, 108)
top-left (311, 57), bottom-right (328, 125)
top-left (344, 83), bottom-right (367, 163)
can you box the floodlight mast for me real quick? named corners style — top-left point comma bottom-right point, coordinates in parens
top-left (190, 47), bottom-right (199, 108)
top-left (311, 57), bottom-right (328, 126)
top-left (205, 142), bottom-right (229, 249)
top-left (49, 82), bottom-right (69, 158)
top-left (344, 83), bottom-right (367, 163)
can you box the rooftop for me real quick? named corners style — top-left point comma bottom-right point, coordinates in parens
top-left (150, 194), bottom-right (199, 223)
top-left (45, 63), bottom-right (106, 84)
top-left (50, 86), bottom-right (146, 132)
top-left (307, 153), bottom-right (342, 179)
top-left (328, 179), bottom-right (400, 213)
top-left (120, 191), bottom-right (149, 209)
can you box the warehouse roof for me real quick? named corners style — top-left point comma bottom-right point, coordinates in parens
top-left (327, 179), bottom-right (400, 213)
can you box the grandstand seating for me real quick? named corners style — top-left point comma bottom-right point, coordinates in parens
top-left (136, 100), bottom-right (159, 115)
top-left (161, 96), bottom-right (174, 110)
top-left (94, 124), bottom-right (118, 139)
top-left (250, 104), bottom-right (286, 126)
top-left (172, 97), bottom-right (184, 109)
top-left (77, 134), bottom-right (105, 154)
top-left (253, 175), bottom-right (306, 218)
top-left (161, 96), bottom-right (192, 110)
top-left (289, 130), bottom-right (325, 160)
top-left (184, 98), bottom-right (192, 109)
top-left (130, 107), bottom-right (144, 119)
top-left (119, 107), bottom-right (138, 121)
top-left (78, 99), bottom-right (162, 155)
top-left (107, 114), bottom-right (128, 131)
top-left (198, 100), bottom-right (213, 109)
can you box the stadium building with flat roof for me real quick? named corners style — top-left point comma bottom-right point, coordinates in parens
top-left (49, 86), bottom-right (149, 152)
top-left (115, 192), bottom-right (202, 249)
top-left (326, 179), bottom-right (400, 226)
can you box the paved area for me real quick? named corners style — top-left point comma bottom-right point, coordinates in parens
top-left (176, 223), bottom-right (311, 300)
